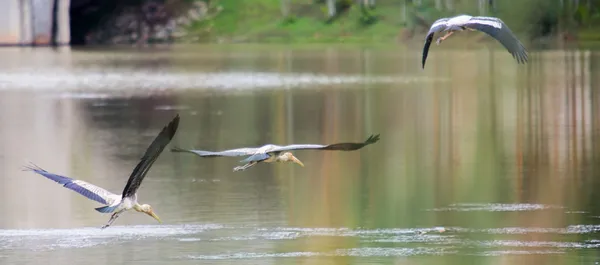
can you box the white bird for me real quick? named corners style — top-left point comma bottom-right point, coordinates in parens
top-left (24, 114), bottom-right (180, 229)
top-left (422, 14), bottom-right (528, 69)
top-left (171, 134), bottom-right (380, 172)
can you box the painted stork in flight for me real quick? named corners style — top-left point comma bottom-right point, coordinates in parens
top-left (171, 134), bottom-right (380, 172)
top-left (24, 114), bottom-right (180, 229)
top-left (422, 15), bottom-right (528, 69)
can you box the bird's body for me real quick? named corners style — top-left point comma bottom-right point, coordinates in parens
top-left (172, 134), bottom-right (380, 172)
top-left (422, 14), bottom-right (528, 68)
top-left (99, 194), bottom-right (136, 214)
top-left (25, 114), bottom-right (180, 229)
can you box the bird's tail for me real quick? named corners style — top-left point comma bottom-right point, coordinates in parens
top-left (95, 205), bottom-right (118, 213)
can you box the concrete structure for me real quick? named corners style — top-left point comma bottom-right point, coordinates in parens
top-left (0, 0), bottom-right (70, 45)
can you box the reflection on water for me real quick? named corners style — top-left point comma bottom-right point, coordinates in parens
top-left (0, 46), bottom-right (599, 264)
top-left (428, 203), bottom-right (563, 212)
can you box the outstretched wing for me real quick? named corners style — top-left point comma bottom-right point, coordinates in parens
top-left (239, 153), bottom-right (272, 163)
top-left (465, 16), bottom-right (528, 64)
top-left (24, 163), bottom-right (118, 205)
top-left (268, 134), bottom-right (381, 153)
top-left (171, 147), bottom-right (260, 157)
top-left (121, 114), bottom-right (180, 198)
top-left (422, 18), bottom-right (449, 69)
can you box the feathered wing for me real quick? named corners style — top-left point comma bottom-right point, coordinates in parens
top-left (268, 134), bottom-right (381, 153)
top-left (24, 163), bottom-right (118, 206)
top-left (465, 16), bottom-right (528, 64)
top-left (422, 18), bottom-right (449, 69)
top-left (171, 147), bottom-right (260, 157)
top-left (267, 144), bottom-right (327, 152)
top-left (240, 153), bottom-right (272, 163)
top-left (121, 114), bottom-right (180, 198)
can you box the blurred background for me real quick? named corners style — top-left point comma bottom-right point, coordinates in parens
top-left (2, 0), bottom-right (600, 45)
top-left (1, 0), bottom-right (600, 265)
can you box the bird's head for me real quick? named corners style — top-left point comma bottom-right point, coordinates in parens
top-left (278, 152), bottom-right (305, 167)
top-left (138, 204), bottom-right (162, 223)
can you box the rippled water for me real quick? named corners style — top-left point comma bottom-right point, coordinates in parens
top-left (0, 46), bottom-right (599, 264)
top-left (3, 207), bottom-right (600, 262)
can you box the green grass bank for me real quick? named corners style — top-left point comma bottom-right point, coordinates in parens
top-left (179, 0), bottom-right (600, 44)
top-left (180, 0), bottom-right (437, 44)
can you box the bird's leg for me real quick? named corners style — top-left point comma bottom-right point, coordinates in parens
top-left (233, 161), bottom-right (258, 172)
top-left (436, 31), bottom-right (455, 45)
top-left (101, 211), bottom-right (122, 229)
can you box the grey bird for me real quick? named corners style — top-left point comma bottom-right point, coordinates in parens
top-left (422, 14), bottom-right (528, 69)
top-left (172, 134), bottom-right (380, 172)
top-left (24, 114), bottom-right (180, 229)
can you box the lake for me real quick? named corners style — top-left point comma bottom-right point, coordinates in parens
top-left (0, 45), bottom-right (599, 264)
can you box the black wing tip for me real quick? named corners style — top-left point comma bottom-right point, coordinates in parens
top-left (165, 114), bottom-right (180, 139)
top-left (22, 162), bottom-right (44, 172)
top-left (365, 134), bottom-right (381, 145)
top-left (422, 34), bottom-right (434, 69)
top-left (522, 51), bottom-right (529, 64)
top-left (514, 51), bottom-right (529, 64)
top-left (171, 146), bottom-right (186, 153)
top-left (516, 45), bottom-right (529, 64)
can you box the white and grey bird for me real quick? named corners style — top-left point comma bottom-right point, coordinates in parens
top-left (171, 134), bottom-right (380, 172)
top-left (24, 114), bottom-right (180, 229)
top-left (422, 14), bottom-right (528, 69)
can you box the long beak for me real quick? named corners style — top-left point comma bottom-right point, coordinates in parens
top-left (147, 211), bottom-right (162, 223)
top-left (290, 155), bottom-right (304, 167)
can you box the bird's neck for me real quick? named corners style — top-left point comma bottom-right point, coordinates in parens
top-left (132, 203), bottom-right (144, 212)
top-left (274, 155), bottom-right (288, 163)
top-left (264, 155), bottom-right (278, 163)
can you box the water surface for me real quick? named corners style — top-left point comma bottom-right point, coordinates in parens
top-left (0, 46), bottom-right (599, 264)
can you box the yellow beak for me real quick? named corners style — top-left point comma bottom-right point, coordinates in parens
top-left (147, 211), bottom-right (162, 223)
top-left (291, 155), bottom-right (305, 167)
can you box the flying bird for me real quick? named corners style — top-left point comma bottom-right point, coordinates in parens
top-left (171, 134), bottom-right (380, 172)
top-left (422, 15), bottom-right (528, 69)
top-left (24, 114), bottom-right (180, 229)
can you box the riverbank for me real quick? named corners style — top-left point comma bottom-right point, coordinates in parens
top-left (179, 0), bottom-right (424, 44)
top-left (77, 0), bottom-right (600, 46)
top-left (176, 0), bottom-right (600, 46)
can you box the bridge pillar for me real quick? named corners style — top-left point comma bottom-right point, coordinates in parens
top-left (56, 0), bottom-right (70, 45)
top-left (0, 0), bottom-right (70, 45)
